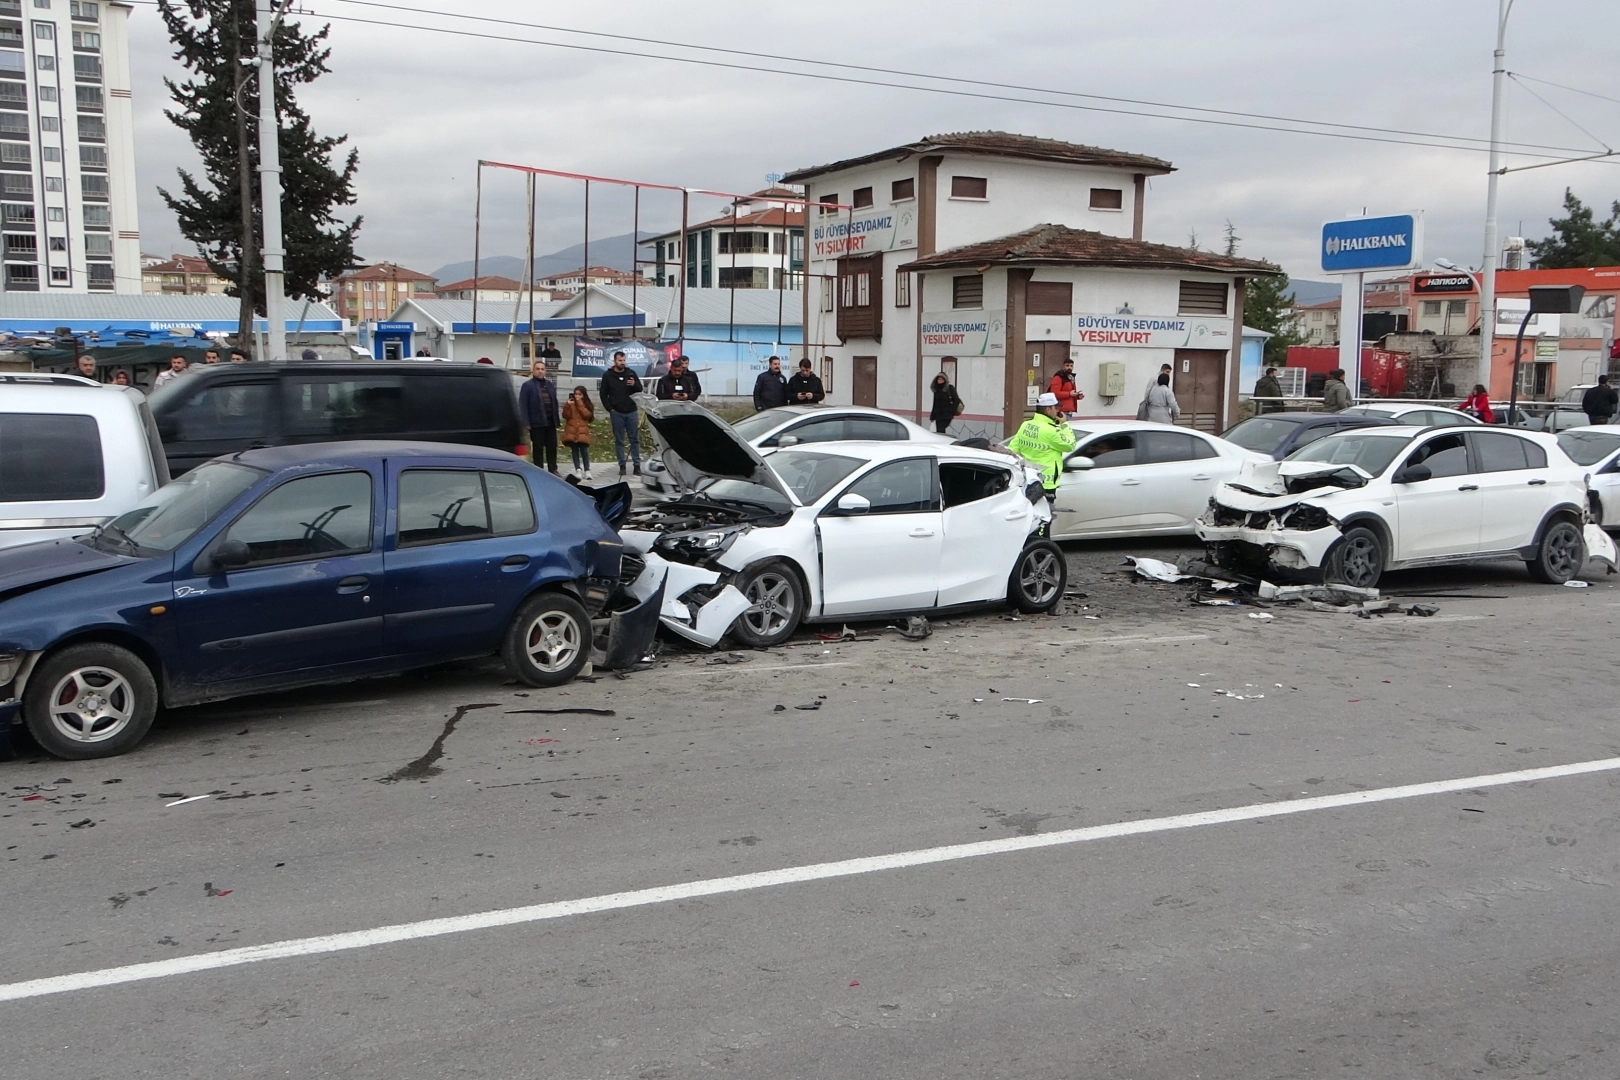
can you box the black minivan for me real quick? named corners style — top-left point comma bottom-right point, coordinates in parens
top-left (149, 362), bottom-right (526, 476)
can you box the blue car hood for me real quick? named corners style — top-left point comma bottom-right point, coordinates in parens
top-left (0, 538), bottom-right (143, 602)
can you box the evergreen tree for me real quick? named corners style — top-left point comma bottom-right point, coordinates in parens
top-left (156, 0), bottom-right (361, 346)
top-left (1526, 188), bottom-right (1620, 269)
top-left (1245, 272), bottom-right (1307, 367)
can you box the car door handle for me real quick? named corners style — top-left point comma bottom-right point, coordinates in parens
top-left (1457, 484), bottom-right (1479, 491)
top-left (1003, 508), bottom-right (1028, 520)
top-left (1528, 478), bottom-right (1547, 486)
top-left (1190, 474), bottom-right (1212, 481)
top-left (336, 575), bottom-right (369, 594)
top-left (1120, 479), bottom-right (1142, 486)
top-left (501, 555), bottom-right (531, 569)
top-left (909, 528), bottom-right (936, 538)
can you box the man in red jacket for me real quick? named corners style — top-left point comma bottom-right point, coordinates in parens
top-left (1048, 357), bottom-right (1083, 417)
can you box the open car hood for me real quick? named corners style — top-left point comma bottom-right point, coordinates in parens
top-left (1213, 458), bottom-right (1371, 511)
top-left (640, 399), bottom-right (796, 504)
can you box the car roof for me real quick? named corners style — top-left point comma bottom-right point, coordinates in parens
top-left (0, 382), bottom-right (146, 414)
top-left (1067, 418), bottom-right (1211, 434)
top-left (763, 404), bottom-right (916, 421)
top-left (1236, 411), bottom-right (1389, 425)
top-left (179, 361), bottom-right (497, 380)
top-left (770, 439), bottom-right (1015, 467)
top-left (231, 440), bottom-right (526, 471)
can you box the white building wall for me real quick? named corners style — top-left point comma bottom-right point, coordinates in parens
top-left (930, 156), bottom-right (1139, 251)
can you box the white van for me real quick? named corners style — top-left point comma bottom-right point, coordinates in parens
top-left (0, 374), bottom-right (170, 550)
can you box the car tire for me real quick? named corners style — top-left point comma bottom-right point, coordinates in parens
top-left (503, 591), bottom-right (592, 687)
top-left (730, 561), bottom-right (804, 647)
top-left (22, 642), bottom-right (158, 760)
top-left (1527, 518), bottom-right (1585, 584)
top-left (1325, 526), bottom-right (1385, 589)
top-left (1010, 540), bottom-right (1067, 613)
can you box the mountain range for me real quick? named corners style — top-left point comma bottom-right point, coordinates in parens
top-left (431, 231), bottom-right (653, 285)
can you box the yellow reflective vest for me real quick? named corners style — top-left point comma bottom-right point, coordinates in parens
top-left (1006, 411), bottom-right (1077, 491)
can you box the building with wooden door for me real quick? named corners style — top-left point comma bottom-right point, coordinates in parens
top-left (781, 132), bottom-right (1278, 436)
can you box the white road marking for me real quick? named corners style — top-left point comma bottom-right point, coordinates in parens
top-left (4, 755), bottom-right (1617, 1003)
top-left (1047, 633), bottom-right (1209, 646)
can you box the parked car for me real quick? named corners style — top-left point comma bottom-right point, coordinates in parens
top-left (0, 442), bottom-right (654, 760)
top-left (148, 361), bottom-right (525, 476)
top-left (1040, 420), bottom-right (1268, 540)
top-left (1338, 402), bottom-right (1481, 426)
top-left (1195, 426), bottom-right (1613, 587)
top-left (620, 401), bottom-right (1064, 647)
top-left (0, 373), bottom-right (169, 551)
top-left (1221, 411), bottom-right (1396, 460)
top-left (1558, 426), bottom-right (1620, 528)
top-left (642, 404), bottom-right (951, 493)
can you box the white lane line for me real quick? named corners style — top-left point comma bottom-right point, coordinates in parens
top-left (4, 755), bottom-right (1617, 1003)
top-left (1047, 633), bottom-right (1209, 646)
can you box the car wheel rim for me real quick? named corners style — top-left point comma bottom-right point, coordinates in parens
top-left (47, 666), bottom-right (136, 744)
top-left (1341, 536), bottom-right (1380, 587)
top-left (1547, 526), bottom-right (1583, 578)
top-left (1019, 548), bottom-right (1062, 606)
top-left (743, 572), bottom-right (795, 636)
top-left (525, 611), bottom-right (583, 673)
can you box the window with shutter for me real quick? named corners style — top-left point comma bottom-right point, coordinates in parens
top-left (836, 254), bottom-right (883, 341)
top-left (1026, 281), bottom-right (1072, 316)
top-left (852, 187), bottom-right (872, 209)
top-left (891, 178), bottom-right (914, 201)
top-left (952, 275), bottom-right (983, 309)
top-left (1177, 280), bottom-right (1228, 315)
top-left (950, 176), bottom-right (987, 199)
top-left (1089, 188), bottom-right (1123, 210)
top-left (856, 272), bottom-right (869, 306)
top-left (894, 267), bottom-right (910, 308)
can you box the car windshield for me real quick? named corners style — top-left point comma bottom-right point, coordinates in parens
top-left (694, 449), bottom-right (865, 511)
top-left (1223, 417), bottom-right (1301, 452)
top-left (731, 410), bottom-right (795, 441)
top-left (1558, 430), bottom-right (1620, 466)
top-left (82, 461), bottom-right (263, 556)
top-left (1287, 432), bottom-right (1411, 476)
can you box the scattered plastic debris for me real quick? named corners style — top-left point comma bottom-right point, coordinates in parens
top-left (165, 795), bottom-right (210, 808)
top-left (794, 702), bottom-right (822, 710)
top-left (203, 882), bottom-right (232, 897)
top-left (1248, 612), bottom-right (1274, 620)
top-left (773, 704), bottom-right (786, 712)
top-left (707, 653), bottom-right (752, 665)
top-left (69, 818), bottom-right (94, 829)
top-left (1127, 557), bottom-right (1190, 583)
top-left (1405, 604), bottom-right (1439, 617)
top-left (1001, 697), bottom-right (1043, 704)
top-left (1565, 580), bottom-right (1591, 588)
top-left (1188, 683), bottom-right (1201, 687)
top-left (899, 615), bottom-right (932, 641)
top-left (817, 627), bottom-right (857, 642)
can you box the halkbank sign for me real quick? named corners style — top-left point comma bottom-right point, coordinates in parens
top-left (1320, 213), bottom-right (1423, 273)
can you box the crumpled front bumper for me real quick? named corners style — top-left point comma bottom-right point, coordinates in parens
top-left (621, 550), bottom-right (751, 649)
top-left (1194, 519), bottom-right (1341, 574)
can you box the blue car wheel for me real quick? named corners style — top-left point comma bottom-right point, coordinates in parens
top-left (24, 642), bottom-right (158, 760)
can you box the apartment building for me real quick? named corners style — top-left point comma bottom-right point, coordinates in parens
top-left (645, 187), bottom-right (807, 291)
top-left (0, 0), bottom-right (139, 293)
top-left (535, 265), bottom-right (645, 294)
top-left (332, 261), bottom-right (436, 322)
top-left (140, 252), bottom-right (229, 295)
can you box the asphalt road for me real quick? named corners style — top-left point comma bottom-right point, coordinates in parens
top-left (5, 540), bottom-right (1620, 1079)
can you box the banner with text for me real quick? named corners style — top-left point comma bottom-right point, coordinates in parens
top-left (1072, 314), bottom-right (1233, 349)
top-left (571, 337), bottom-right (682, 378)
top-left (921, 310), bottom-right (1007, 356)
top-left (809, 207), bottom-right (918, 260)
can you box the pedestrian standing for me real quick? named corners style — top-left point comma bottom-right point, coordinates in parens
top-left (519, 359), bottom-right (561, 474)
top-left (152, 354), bottom-right (189, 389)
top-left (599, 350), bottom-right (644, 477)
top-left (928, 372), bottom-right (962, 434)
top-left (786, 358), bottom-right (825, 404)
top-left (1253, 366), bottom-right (1284, 414)
top-left (562, 386), bottom-right (595, 481)
top-left (111, 369), bottom-right (130, 386)
top-left (203, 348), bottom-right (222, 365)
top-left (229, 349), bottom-right (250, 363)
top-left (655, 355), bottom-right (702, 401)
top-left (1006, 392), bottom-right (1077, 501)
top-left (1139, 363), bottom-right (1173, 419)
top-left (1460, 384), bottom-right (1495, 424)
top-left (1047, 357), bottom-right (1083, 416)
top-left (74, 355), bottom-right (97, 381)
top-left (1321, 368), bottom-right (1353, 413)
top-left (1144, 372), bottom-right (1181, 423)
top-left (753, 355), bottom-right (788, 411)
top-left (1583, 376), bottom-right (1618, 426)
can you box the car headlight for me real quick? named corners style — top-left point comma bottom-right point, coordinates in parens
top-left (0, 652), bottom-right (20, 687)
top-left (655, 527), bottom-right (743, 560)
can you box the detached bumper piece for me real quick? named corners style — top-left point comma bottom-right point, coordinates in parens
top-left (588, 552), bottom-right (665, 671)
top-left (618, 550), bottom-right (751, 649)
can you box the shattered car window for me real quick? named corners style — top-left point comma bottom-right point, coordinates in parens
top-left (1223, 417), bottom-right (1301, 453)
top-left (1558, 430), bottom-right (1620, 466)
top-left (1286, 431), bottom-right (1410, 476)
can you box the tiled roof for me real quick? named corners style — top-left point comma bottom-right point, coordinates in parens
top-left (435, 275), bottom-right (524, 293)
top-left (142, 254), bottom-right (220, 275)
top-left (643, 207), bottom-right (806, 241)
top-left (899, 224), bottom-right (1280, 275)
top-left (782, 131), bottom-right (1174, 183)
top-left (1294, 297), bottom-right (1341, 310)
top-left (336, 262), bottom-right (437, 283)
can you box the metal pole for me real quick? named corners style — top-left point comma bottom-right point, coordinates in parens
top-left (1480, 0), bottom-right (1511, 353)
top-left (581, 180), bottom-right (589, 348)
top-left (1340, 270), bottom-right (1364, 398)
top-left (678, 189), bottom-right (689, 344)
top-left (472, 162), bottom-right (483, 336)
top-left (527, 175), bottom-right (536, 370)
top-left (1507, 308), bottom-right (1532, 424)
top-left (254, 0), bottom-right (287, 364)
top-left (631, 185), bottom-right (640, 343)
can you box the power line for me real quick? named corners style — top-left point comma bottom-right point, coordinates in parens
top-left (1508, 71), bottom-right (1620, 108)
top-left (1507, 74), bottom-right (1612, 153)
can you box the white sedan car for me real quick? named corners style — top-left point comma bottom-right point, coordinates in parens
top-left (641, 404), bottom-right (950, 493)
top-left (1338, 402), bottom-right (1481, 426)
top-left (1047, 420), bottom-right (1268, 539)
top-left (620, 401), bottom-right (1064, 647)
top-left (1558, 426), bottom-right (1620, 528)
top-left (1196, 426), bottom-right (1614, 587)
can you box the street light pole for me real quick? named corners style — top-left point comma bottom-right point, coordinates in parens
top-left (1479, 0), bottom-right (1511, 362)
top-left (1506, 309), bottom-right (1532, 425)
top-left (255, 0), bottom-right (287, 363)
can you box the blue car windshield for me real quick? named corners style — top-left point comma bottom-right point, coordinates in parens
top-left (85, 461), bottom-right (264, 556)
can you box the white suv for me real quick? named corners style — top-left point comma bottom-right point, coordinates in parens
top-left (0, 375), bottom-right (170, 550)
top-left (1196, 425), bottom-right (1606, 587)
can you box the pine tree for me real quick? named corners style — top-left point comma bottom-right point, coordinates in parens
top-left (156, 0), bottom-right (361, 347)
top-left (1245, 273), bottom-right (1307, 367)
top-left (1526, 188), bottom-right (1620, 269)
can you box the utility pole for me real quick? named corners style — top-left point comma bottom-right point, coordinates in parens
top-left (255, 0), bottom-right (287, 363)
top-left (1479, 0), bottom-right (1511, 365)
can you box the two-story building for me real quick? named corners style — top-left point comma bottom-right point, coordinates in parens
top-left (781, 131), bottom-right (1278, 436)
top-left (645, 187), bottom-right (806, 291)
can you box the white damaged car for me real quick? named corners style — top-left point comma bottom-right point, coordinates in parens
top-left (1195, 425), bottom-right (1615, 588)
top-left (619, 400), bottom-right (1065, 647)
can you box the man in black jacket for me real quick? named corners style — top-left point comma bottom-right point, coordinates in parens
top-left (599, 350), bottom-right (643, 476)
top-left (1583, 375), bottom-right (1618, 427)
top-left (654, 355), bottom-right (702, 402)
top-left (786, 357), bottom-right (825, 404)
top-left (753, 355), bottom-right (787, 411)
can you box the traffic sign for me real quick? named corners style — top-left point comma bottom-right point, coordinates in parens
top-left (1321, 213), bottom-right (1423, 274)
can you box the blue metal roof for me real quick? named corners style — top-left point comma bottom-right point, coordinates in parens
top-left (0, 294), bottom-right (344, 335)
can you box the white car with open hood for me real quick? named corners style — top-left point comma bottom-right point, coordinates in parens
top-left (619, 400), bottom-right (1065, 647)
top-left (1195, 425), bottom-right (1615, 587)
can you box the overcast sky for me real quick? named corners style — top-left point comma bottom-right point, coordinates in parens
top-left (125, 0), bottom-right (1620, 284)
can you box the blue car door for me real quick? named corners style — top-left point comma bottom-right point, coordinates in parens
top-left (381, 465), bottom-right (542, 658)
top-left (168, 468), bottom-right (386, 696)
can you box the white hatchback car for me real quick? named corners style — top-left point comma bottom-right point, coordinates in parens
top-left (1046, 420), bottom-right (1268, 539)
top-left (641, 404), bottom-right (950, 493)
top-left (1338, 402), bottom-right (1481, 426)
top-left (1558, 426), bottom-right (1620, 528)
top-left (620, 401), bottom-right (1063, 646)
top-left (1196, 425), bottom-right (1610, 587)
top-left (0, 374), bottom-right (170, 550)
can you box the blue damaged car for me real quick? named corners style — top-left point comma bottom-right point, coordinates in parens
top-left (0, 442), bottom-right (657, 760)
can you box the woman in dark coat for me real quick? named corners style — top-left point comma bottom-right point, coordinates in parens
top-left (929, 372), bottom-right (962, 434)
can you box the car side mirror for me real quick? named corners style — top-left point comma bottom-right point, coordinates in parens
top-left (834, 492), bottom-right (870, 515)
top-left (1064, 455), bottom-right (1096, 472)
top-left (1394, 463), bottom-right (1431, 484)
top-left (777, 435), bottom-right (800, 448)
top-left (200, 537), bottom-right (251, 574)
